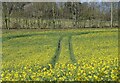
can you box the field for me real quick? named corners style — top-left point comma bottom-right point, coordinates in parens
top-left (2, 28), bottom-right (119, 81)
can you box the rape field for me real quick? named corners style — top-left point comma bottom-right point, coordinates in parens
top-left (1, 28), bottom-right (119, 81)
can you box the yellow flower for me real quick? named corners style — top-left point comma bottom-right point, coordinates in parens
top-left (43, 71), bottom-right (47, 75)
top-left (94, 75), bottom-right (98, 80)
top-left (91, 67), bottom-right (94, 70)
top-left (48, 73), bottom-right (51, 76)
top-left (88, 76), bottom-right (92, 79)
top-left (14, 73), bottom-right (19, 78)
top-left (77, 72), bottom-right (81, 76)
top-left (48, 64), bottom-right (52, 69)
top-left (102, 67), bottom-right (105, 71)
top-left (43, 68), bottom-right (46, 71)
top-left (83, 73), bottom-right (86, 76)
top-left (1, 73), bottom-right (4, 77)
top-left (24, 67), bottom-right (27, 69)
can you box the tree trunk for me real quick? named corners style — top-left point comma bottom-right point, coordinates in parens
top-left (111, 2), bottom-right (113, 28)
top-left (4, 15), bottom-right (9, 29)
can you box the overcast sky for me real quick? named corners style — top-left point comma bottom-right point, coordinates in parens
top-left (0, 0), bottom-right (120, 2)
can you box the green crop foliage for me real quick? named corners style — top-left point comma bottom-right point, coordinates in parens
top-left (1, 28), bottom-right (119, 81)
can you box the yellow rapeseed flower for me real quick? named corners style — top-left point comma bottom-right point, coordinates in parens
top-left (94, 75), bottom-right (98, 80)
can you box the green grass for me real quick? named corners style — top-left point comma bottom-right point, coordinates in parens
top-left (72, 31), bottom-right (118, 60)
top-left (2, 28), bottom-right (119, 81)
top-left (57, 36), bottom-right (71, 64)
top-left (3, 34), bottom-right (59, 68)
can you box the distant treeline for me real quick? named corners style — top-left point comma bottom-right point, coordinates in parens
top-left (2, 2), bottom-right (119, 29)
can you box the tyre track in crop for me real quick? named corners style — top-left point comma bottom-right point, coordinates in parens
top-left (68, 35), bottom-right (78, 76)
top-left (3, 30), bottom-right (117, 42)
top-left (57, 37), bottom-right (71, 64)
top-left (68, 36), bottom-right (77, 63)
top-left (49, 36), bottom-right (63, 68)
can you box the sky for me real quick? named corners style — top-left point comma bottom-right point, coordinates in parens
top-left (0, 0), bottom-right (120, 2)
